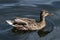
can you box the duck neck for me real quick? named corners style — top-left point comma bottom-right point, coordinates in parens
top-left (40, 16), bottom-right (45, 22)
top-left (37, 16), bottom-right (46, 30)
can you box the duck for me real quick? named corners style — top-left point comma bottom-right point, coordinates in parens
top-left (6, 10), bottom-right (53, 31)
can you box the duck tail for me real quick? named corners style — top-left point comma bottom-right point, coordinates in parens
top-left (6, 20), bottom-right (15, 26)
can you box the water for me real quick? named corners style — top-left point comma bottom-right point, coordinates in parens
top-left (0, 0), bottom-right (60, 40)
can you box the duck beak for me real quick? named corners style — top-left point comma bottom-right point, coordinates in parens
top-left (48, 13), bottom-right (54, 16)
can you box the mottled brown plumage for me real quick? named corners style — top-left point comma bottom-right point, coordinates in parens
top-left (6, 10), bottom-right (53, 31)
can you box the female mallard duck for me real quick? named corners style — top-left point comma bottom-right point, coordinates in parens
top-left (6, 10), bottom-right (53, 31)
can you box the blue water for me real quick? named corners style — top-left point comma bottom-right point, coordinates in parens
top-left (0, 0), bottom-right (60, 40)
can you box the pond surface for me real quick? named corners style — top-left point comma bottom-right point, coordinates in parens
top-left (0, 0), bottom-right (60, 40)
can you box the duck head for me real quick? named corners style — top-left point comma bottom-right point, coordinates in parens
top-left (40, 10), bottom-right (53, 17)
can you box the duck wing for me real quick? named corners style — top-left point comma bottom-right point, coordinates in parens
top-left (13, 19), bottom-right (27, 25)
top-left (14, 18), bottom-right (36, 29)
